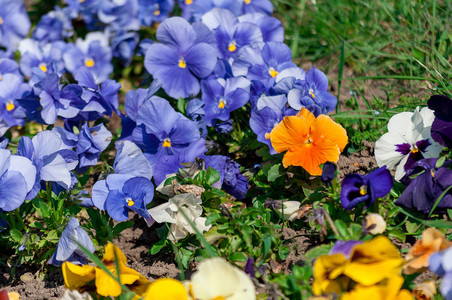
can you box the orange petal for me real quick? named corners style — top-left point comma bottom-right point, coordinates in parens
top-left (311, 115), bottom-right (348, 151)
top-left (296, 107), bottom-right (316, 126)
top-left (270, 115), bottom-right (309, 153)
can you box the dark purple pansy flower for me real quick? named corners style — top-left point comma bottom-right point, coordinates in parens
top-left (396, 158), bottom-right (452, 213)
top-left (340, 167), bottom-right (392, 210)
top-left (394, 139), bottom-right (432, 172)
top-left (32, 7), bottom-right (74, 44)
top-left (144, 17), bottom-right (217, 99)
top-left (48, 218), bottom-right (95, 266)
top-left (329, 240), bottom-right (363, 258)
top-left (202, 8), bottom-right (263, 60)
top-left (138, 0), bottom-right (175, 26)
top-left (249, 94), bottom-right (296, 154)
top-left (202, 76), bottom-right (250, 126)
top-left (0, 0), bottom-right (31, 51)
top-left (288, 66), bottom-right (337, 116)
top-left (428, 95), bottom-right (452, 148)
top-left (321, 162), bottom-right (336, 185)
top-left (203, 155), bottom-right (248, 199)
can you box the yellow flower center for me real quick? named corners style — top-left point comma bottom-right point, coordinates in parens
top-left (163, 138), bottom-right (171, 147)
top-left (265, 132), bottom-right (271, 139)
top-left (213, 297), bottom-right (226, 300)
top-left (154, 5), bottom-right (160, 15)
top-left (39, 63), bottom-right (48, 73)
top-left (244, 0), bottom-right (251, 4)
top-left (269, 67), bottom-right (278, 78)
top-left (6, 101), bottom-right (15, 111)
top-left (359, 185), bottom-right (367, 196)
top-left (431, 169), bottom-right (435, 178)
top-left (0, 17), bottom-right (3, 25)
top-left (309, 88), bottom-right (315, 98)
top-left (228, 42), bottom-right (237, 52)
top-left (218, 100), bottom-right (226, 109)
top-left (84, 58), bottom-right (95, 68)
top-left (80, 0), bottom-right (85, 2)
top-left (0, 74), bottom-right (2, 81)
top-left (185, 0), bottom-right (193, 4)
top-left (411, 147), bottom-right (419, 154)
top-left (127, 198), bottom-right (135, 207)
top-left (178, 57), bottom-right (187, 69)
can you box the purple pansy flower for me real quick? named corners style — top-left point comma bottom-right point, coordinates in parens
top-left (0, 58), bottom-right (21, 79)
top-left (0, 148), bottom-right (36, 212)
top-left (201, 8), bottom-right (263, 60)
top-left (144, 17), bottom-right (217, 99)
top-left (183, 0), bottom-right (242, 22)
top-left (202, 76), bottom-right (251, 126)
top-left (97, 0), bottom-right (140, 31)
top-left (238, 13), bottom-right (284, 43)
top-left (48, 218), bottom-right (95, 266)
top-left (111, 30), bottom-right (139, 66)
top-left (428, 95), bottom-right (452, 148)
top-left (287, 66), bottom-right (337, 116)
top-left (396, 158), bottom-right (452, 213)
top-left (241, 0), bottom-right (273, 15)
top-left (321, 162), bottom-right (336, 185)
top-left (340, 167), bottom-right (392, 210)
top-left (186, 98), bottom-right (208, 137)
top-left (0, 0), bottom-right (31, 51)
top-left (329, 240), bottom-right (363, 258)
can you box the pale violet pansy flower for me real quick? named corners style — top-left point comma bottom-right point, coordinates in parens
top-left (375, 107), bottom-right (443, 181)
top-left (147, 193), bottom-right (210, 241)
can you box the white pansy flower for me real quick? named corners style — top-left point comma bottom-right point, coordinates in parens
top-left (187, 257), bottom-right (256, 300)
top-left (364, 213), bottom-right (386, 235)
top-left (148, 193), bottom-right (211, 241)
top-left (274, 200), bottom-right (301, 221)
top-left (375, 107), bottom-right (442, 181)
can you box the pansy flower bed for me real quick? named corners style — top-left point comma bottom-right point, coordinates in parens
top-left (0, 0), bottom-right (451, 299)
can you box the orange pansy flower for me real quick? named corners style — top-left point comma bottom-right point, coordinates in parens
top-left (268, 108), bottom-right (348, 175)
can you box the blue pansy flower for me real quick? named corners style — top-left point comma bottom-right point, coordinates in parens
top-left (48, 218), bottom-right (95, 266)
top-left (138, 0), bottom-right (175, 26)
top-left (32, 7), bottom-right (74, 44)
top-left (0, 0), bottom-right (31, 51)
top-left (70, 67), bottom-right (120, 121)
top-left (183, 0), bottom-right (242, 22)
top-left (111, 30), bottom-right (139, 66)
top-left (202, 76), bottom-right (250, 126)
top-left (215, 120), bottom-right (233, 133)
top-left (132, 98), bottom-right (206, 184)
top-left (0, 74), bottom-right (29, 136)
top-left (241, 0), bottom-right (273, 15)
top-left (97, 0), bottom-right (140, 31)
top-left (0, 148), bottom-right (36, 211)
top-left (249, 94), bottom-right (296, 154)
top-left (340, 167), bottom-right (393, 210)
top-left (145, 17), bottom-right (217, 99)
top-left (63, 32), bottom-right (113, 84)
top-left (238, 13), bottom-right (284, 42)
top-left (17, 131), bottom-right (77, 200)
top-left (186, 98), bottom-right (208, 137)
top-left (429, 247), bottom-right (452, 300)
top-left (202, 8), bottom-right (263, 60)
top-left (92, 141), bottom-right (154, 225)
top-left (0, 58), bottom-right (21, 79)
top-left (287, 66), bottom-right (337, 116)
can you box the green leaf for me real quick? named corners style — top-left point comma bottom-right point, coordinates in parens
top-left (305, 244), bottom-right (332, 263)
top-left (334, 219), bottom-right (348, 238)
top-left (150, 239), bottom-right (167, 255)
top-left (205, 167), bottom-right (221, 186)
top-left (177, 97), bottom-right (186, 114)
top-left (10, 229), bottom-right (22, 243)
top-left (113, 221), bottom-right (134, 235)
top-left (267, 164), bottom-right (282, 182)
top-left (229, 252), bottom-right (248, 262)
top-left (435, 156), bottom-right (446, 168)
top-left (46, 230), bottom-right (59, 243)
top-left (405, 221), bottom-right (421, 234)
top-left (389, 229), bottom-right (406, 243)
top-left (261, 235), bottom-right (272, 260)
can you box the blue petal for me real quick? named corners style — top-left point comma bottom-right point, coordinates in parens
top-left (366, 167), bottom-right (392, 198)
top-left (0, 170), bottom-right (27, 211)
top-left (113, 141), bottom-right (153, 179)
top-left (105, 190), bottom-right (129, 222)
